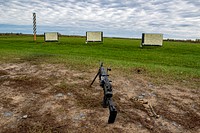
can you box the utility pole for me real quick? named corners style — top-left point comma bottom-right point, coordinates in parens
top-left (33, 13), bottom-right (37, 41)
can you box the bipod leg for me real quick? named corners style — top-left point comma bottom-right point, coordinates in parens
top-left (90, 71), bottom-right (100, 87)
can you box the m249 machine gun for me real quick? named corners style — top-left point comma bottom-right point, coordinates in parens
top-left (90, 62), bottom-right (117, 124)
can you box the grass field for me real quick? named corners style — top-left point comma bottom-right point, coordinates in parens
top-left (0, 35), bottom-right (199, 81)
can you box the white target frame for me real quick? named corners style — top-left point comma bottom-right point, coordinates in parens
top-left (141, 33), bottom-right (163, 47)
top-left (44, 32), bottom-right (59, 42)
top-left (86, 31), bottom-right (103, 43)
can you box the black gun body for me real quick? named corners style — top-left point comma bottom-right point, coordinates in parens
top-left (99, 67), bottom-right (113, 99)
top-left (98, 64), bottom-right (117, 124)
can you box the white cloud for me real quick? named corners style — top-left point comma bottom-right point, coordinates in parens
top-left (0, 0), bottom-right (200, 39)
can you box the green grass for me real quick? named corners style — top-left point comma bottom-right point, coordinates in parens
top-left (0, 35), bottom-right (200, 81)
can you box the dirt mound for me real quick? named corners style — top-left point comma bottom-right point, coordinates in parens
top-left (0, 62), bottom-right (199, 133)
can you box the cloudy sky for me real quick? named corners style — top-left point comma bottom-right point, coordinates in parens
top-left (0, 0), bottom-right (200, 39)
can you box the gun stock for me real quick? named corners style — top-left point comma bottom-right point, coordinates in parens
top-left (108, 99), bottom-right (117, 123)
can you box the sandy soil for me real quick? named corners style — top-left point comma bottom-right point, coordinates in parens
top-left (0, 62), bottom-right (199, 133)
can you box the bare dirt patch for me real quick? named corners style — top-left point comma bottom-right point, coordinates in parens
top-left (0, 62), bottom-right (199, 133)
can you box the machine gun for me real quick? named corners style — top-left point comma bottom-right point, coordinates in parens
top-left (90, 62), bottom-right (117, 124)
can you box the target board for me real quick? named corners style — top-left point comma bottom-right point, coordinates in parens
top-left (141, 33), bottom-right (163, 47)
top-left (44, 32), bottom-right (59, 42)
top-left (86, 31), bottom-right (103, 43)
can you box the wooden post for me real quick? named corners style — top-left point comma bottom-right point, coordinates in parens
top-left (34, 34), bottom-right (36, 41)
